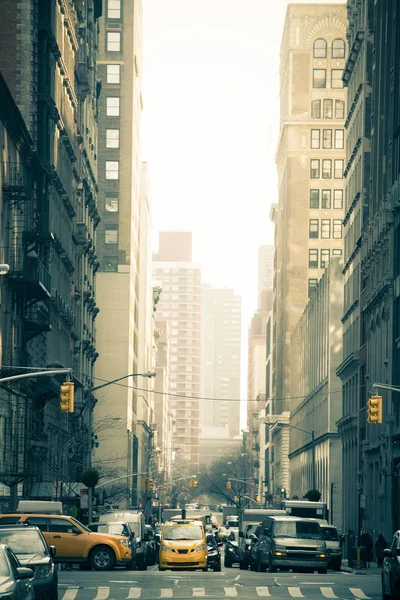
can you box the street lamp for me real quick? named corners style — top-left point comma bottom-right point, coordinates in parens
top-left (92, 371), bottom-right (156, 392)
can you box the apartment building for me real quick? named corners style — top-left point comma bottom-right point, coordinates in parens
top-left (200, 284), bottom-right (241, 441)
top-left (0, 0), bottom-right (100, 508)
top-left (271, 3), bottom-right (347, 497)
top-left (152, 232), bottom-right (201, 468)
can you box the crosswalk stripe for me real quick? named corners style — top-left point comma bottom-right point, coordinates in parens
top-left (61, 589), bottom-right (79, 600)
top-left (93, 588), bottom-right (109, 600)
top-left (127, 589), bottom-right (141, 599)
top-left (349, 590), bottom-right (370, 600)
top-left (256, 587), bottom-right (270, 597)
top-left (193, 589), bottom-right (205, 597)
top-left (160, 589), bottom-right (173, 598)
top-left (224, 588), bottom-right (238, 597)
top-left (288, 588), bottom-right (304, 598)
top-left (321, 588), bottom-right (338, 599)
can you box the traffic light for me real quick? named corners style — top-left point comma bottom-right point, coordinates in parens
top-left (193, 479), bottom-right (197, 488)
top-left (367, 395), bottom-right (382, 424)
top-left (141, 478), bottom-right (148, 490)
top-left (226, 481), bottom-right (231, 489)
top-left (162, 479), bottom-right (167, 490)
top-left (60, 381), bottom-right (74, 413)
top-left (148, 479), bottom-right (153, 490)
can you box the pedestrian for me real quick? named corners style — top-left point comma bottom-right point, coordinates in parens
top-left (359, 529), bottom-right (373, 568)
top-left (374, 532), bottom-right (387, 568)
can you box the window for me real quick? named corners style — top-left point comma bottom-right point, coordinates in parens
top-left (310, 159), bottom-right (320, 179)
top-left (50, 518), bottom-right (76, 534)
top-left (322, 189), bottom-right (331, 209)
top-left (335, 100), bottom-right (345, 119)
top-left (322, 159), bottom-right (332, 179)
top-left (313, 38), bottom-right (327, 58)
top-left (321, 219), bottom-right (330, 238)
top-left (105, 198), bottom-right (118, 212)
top-left (313, 69), bottom-right (326, 88)
top-left (309, 249), bottom-right (318, 268)
top-left (333, 189), bottom-right (343, 209)
top-left (106, 97), bottom-right (120, 116)
top-left (333, 219), bottom-right (342, 238)
top-left (105, 161), bottom-right (119, 179)
top-left (323, 99), bottom-right (333, 119)
top-left (107, 32), bottom-right (121, 52)
top-left (105, 229), bottom-right (118, 244)
top-left (334, 159), bottom-right (344, 178)
top-left (321, 249), bottom-right (330, 268)
top-left (108, 0), bottom-right (121, 18)
top-left (311, 100), bottom-right (321, 119)
top-left (107, 64), bottom-right (120, 84)
top-left (335, 130), bottom-right (344, 149)
top-left (331, 69), bottom-right (343, 88)
top-left (332, 38), bottom-right (345, 59)
top-left (332, 248), bottom-right (342, 256)
top-left (311, 129), bottom-right (320, 149)
top-left (323, 129), bottom-right (332, 149)
top-left (308, 278), bottom-right (318, 296)
top-left (310, 189), bottom-right (319, 209)
top-left (106, 129), bottom-right (119, 148)
top-left (309, 219), bottom-right (319, 238)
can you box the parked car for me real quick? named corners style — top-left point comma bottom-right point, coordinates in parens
top-left (0, 543), bottom-right (35, 600)
top-left (144, 525), bottom-right (157, 566)
top-left (88, 522), bottom-right (136, 569)
top-left (382, 531), bottom-right (400, 599)
top-left (206, 533), bottom-right (221, 572)
top-left (0, 525), bottom-right (57, 600)
top-left (99, 510), bottom-right (147, 570)
top-left (224, 537), bottom-right (239, 568)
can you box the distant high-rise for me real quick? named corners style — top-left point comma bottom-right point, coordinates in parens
top-left (200, 285), bottom-right (241, 438)
top-left (153, 232), bottom-right (201, 467)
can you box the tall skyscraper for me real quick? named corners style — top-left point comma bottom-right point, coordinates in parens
top-left (153, 232), bottom-right (201, 467)
top-left (200, 285), bottom-right (241, 438)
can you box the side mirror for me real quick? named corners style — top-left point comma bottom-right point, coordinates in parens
top-left (49, 545), bottom-right (56, 557)
top-left (16, 567), bottom-right (34, 580)
top-left (218, 541), bottom-right (223, 547)
top-left (384, 549), bottom-right (392, 557)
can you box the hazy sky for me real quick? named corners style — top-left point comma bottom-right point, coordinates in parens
top-left (142, 0), bottom-right (344, 416)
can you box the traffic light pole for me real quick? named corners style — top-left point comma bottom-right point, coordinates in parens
top-left (0, 368), bottom-right (72, 384)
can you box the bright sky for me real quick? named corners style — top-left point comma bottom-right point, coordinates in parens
top-left (142, 0), bottom-right (345, 423)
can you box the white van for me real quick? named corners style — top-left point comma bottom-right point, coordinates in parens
top-left (99, 510), bottom-right (148, 569)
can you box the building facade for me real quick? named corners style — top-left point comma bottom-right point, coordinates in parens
top-left (152, 231), bottom-right (202, 468)
top-left (271, 3), bottom-right (347, 497)
top-left (0, 0), bottom-right (100, 508)
top-left (258, 245), bottom-right (274, 309)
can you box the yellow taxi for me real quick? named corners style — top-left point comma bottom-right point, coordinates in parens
top-left (159, 519), bottom-right (207, 571)
top-left (0, 501), bottom-right (133, 571)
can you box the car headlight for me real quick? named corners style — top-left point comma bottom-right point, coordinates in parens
top-left (34, 564), bottom-right (53, 579)
top-left (208, 550), bottom-right (218, 556)
top-left (195, 544), bottom-right (206, 552)
top-left (161, 545), bottom-right (174, 553)
top-left (317, 553), bottom-right (327, 558)
top-left (120, 539), bottom-right (130, 548)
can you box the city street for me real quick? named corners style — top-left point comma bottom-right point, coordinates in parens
top-left (58, 565), bottom-right (381, 600)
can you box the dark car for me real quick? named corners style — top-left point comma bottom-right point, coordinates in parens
top-left (206, 534), bottom-right (221, 572)
top-left (0, 525), bottom-right (57, 600)
top-left (224, 537), bottom-right (239, 568)
top-left (88, 521), bottom-right (136, 569)
top-left (144, 525), bottom-right (157, 566)
top-left (382, 531), bottom-right (400, 599)
top-left (0, 543), bottom-right (35, 600)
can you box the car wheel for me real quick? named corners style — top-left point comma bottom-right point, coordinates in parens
top-left (332, 562), bottom-right (341, 572)
top-left (89, 546), bottom-right (115, 571)
top-left (239, 559), bottom-right (246, 570)
top-left (224, 559), bottom-right (232, 568)
top-left (126, 560), bottom-right (135, 570)
top-left (318, 568), bottom-right (328, 574)
top-left (202, 567), bottom-right (208, 572)
top-left (214, 562), bottom-right (222, 572)
top-left (159, 566), bottom-right (166, 571)
top-left (268, 556), bottom-right (276, 573)
top-left (137, 559), bottom-right (147, 571)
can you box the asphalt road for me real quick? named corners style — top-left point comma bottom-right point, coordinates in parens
top-left (58, 564), bottom-right (381, 600)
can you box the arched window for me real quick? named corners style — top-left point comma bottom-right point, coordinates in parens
top-left (313, 38), bottom-right (327, 58)
top-left (332, 39), bottom-right (345, 58)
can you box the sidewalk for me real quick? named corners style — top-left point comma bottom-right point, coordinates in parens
top-left (341, 558), bottom-right (382, 575)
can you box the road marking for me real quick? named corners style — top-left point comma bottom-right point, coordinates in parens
top-left (256, 587), bottom-right (270, 596)
top-left (94, 588), bottom-right (110, 600)
top-left (321, 589), bottom-right (338, 599)
top-left (160, 589), bottom-right (173, 598)
top-left (349, 590), bottom-right (370, 600)
top-left (127, 588), bottom-right (141, 599)
top-left (193, 589), bottom-right (205, 597)
top-left (224, 588), bottom-right (238, 597)
top-left (288, 588), bottom-right (304, 598)
top-left (234, 575), bottom-right (240, 581)
top-left (61, 589), bottom-right (79, 600)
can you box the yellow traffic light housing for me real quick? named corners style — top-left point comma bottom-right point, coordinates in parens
top-left (141, 478), bottom-right (148, 490)
top-left (193, 479), bottom-right (197, 488)
top-left (367, 395), bottom-right (382, 424)
top-left (60, 381), bottom-right (74, 413)
top-left (226, 481), bottom-right (232, 489)
top-left (148, 479), bottom-right (153, 490)
top-left (162, 479), bottom-right (167, 490)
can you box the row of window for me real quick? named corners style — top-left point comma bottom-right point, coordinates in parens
top-left (313, 69), bottom-right (343, 89)
top-left (311, 129), bottom-right (344, 149)
top-left (310, 159), bottom-right (344, 179)
top-left (313, 38), bottom-right (346, 59)
top-left (309, 219), bottom-right (342, 239)
top-left (309, 248), bottom-right (342, 269)
top-left (310, 189), bottom-right (343, 209)
top-left (312, 99), bottom-right (345, 120)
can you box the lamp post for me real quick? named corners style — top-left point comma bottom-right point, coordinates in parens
top-left (92, 371), bottom-right (156, 392)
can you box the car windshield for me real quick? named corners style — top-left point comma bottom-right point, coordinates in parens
top-left (163, 526), bottom-right (203, 541)
top-left (0, 530), bottom-right (48, 555)
top-left (94, 524), bottom-right (125, 536)
top-left (0, 552), bottom-right (10, 577)
top-left (70, 517), bottom-right (91, 533)
top-left (274, 521), bottom-right (322, 539)
top-left (322, 527), bottom-right (339, 541)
